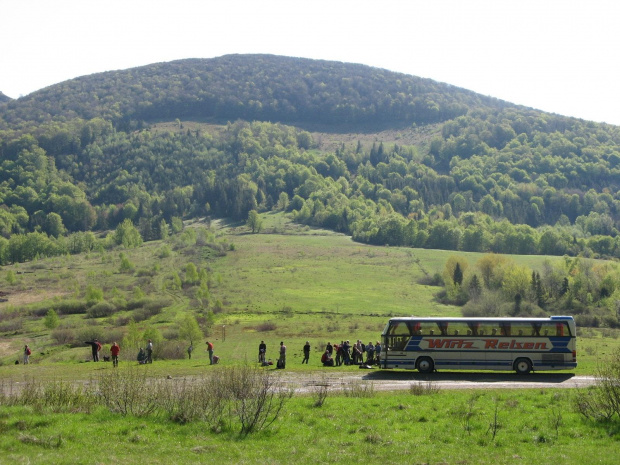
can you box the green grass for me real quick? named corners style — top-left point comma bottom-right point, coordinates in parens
top-left (1, 213), bottom-right (619, 378)
top-left (0, 388), bottom-right (618, 464)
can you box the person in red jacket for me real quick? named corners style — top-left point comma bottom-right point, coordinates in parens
top-left (206, 341), bottom-right (214, 365)
top-left (110, 342), bottom-right (120, 367)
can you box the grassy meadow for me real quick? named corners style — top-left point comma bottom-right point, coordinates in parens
top-left (0, 386), bottom-right (618, 465)
top-left (1, 213), bottom-right (619, 463)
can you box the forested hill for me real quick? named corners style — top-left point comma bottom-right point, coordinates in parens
top-left (0, 54), bottom-right (514, 131)
top-left (0, 92), bottom-right (10, 104)
top-left (1, 53), bottom-right (620, 270)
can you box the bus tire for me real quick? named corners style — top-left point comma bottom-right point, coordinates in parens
top-left (417, 357), bottom-right (434, 374)
top-left (514, 358), bottom-right (532, 375)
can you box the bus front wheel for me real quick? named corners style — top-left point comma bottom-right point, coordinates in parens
top-left (417, 357), bottom-right (434, 374)
top-left (514, 358), bottom-right (532, 375)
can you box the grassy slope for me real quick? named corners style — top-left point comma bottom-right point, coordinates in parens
top-left (0, 212), bottom-right (618, 379)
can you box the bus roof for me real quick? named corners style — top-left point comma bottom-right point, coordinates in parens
top-left (387, 316), bottom-right (574, 323)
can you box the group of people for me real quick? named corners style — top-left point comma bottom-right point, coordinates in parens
top-left (322, 340), bottom-right (382, 367)
top-left (85, 339), bottom-right (122, 366)
top-left (137, 339), bottom-right (153, 364)
top-left (257, 339), bottom-right (382, 368)
top-left (257, 340), bottom-right (287, 368)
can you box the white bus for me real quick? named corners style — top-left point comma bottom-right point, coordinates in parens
top-left (380, 316), bottom-right (577, 374)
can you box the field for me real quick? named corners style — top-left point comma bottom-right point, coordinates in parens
top-left (0, 384), bottom-right (618, 465)
top-left (1, 213), bottom-right (619, 463)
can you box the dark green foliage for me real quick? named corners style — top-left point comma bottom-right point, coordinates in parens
top-left (1, 54), bottom-right (620, 264)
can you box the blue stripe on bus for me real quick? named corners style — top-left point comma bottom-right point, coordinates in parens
top-left (387, 359), bottom-right (577, 369)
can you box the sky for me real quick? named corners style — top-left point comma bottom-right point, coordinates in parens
top-left (2, 0), bottom-right (619, 125)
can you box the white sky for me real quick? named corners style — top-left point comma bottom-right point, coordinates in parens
top-left (2, 0), bottom-right (619, 125)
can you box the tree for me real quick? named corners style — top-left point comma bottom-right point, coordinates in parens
top-left (178, 314), bottom-right (203, 345)
top-left (246, 210), bottom-right (263, 233)
top-left (185, 262), bottom-right (199, 285)
top-left (453, 263), bottom-right (464, 286)
top-left (114, 219), bottom-right (143, 248)
top-left (44, 309), bottom-right (60, 329)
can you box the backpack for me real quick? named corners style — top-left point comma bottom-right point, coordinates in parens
top-left (26, 348), bottom-right (31, 355)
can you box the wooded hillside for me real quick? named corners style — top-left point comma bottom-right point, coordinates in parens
top-left (1, 54), bottom-right (620, 265)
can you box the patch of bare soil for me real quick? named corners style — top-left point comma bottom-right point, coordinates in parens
top-left (0, 290), bottom-right (69, 308)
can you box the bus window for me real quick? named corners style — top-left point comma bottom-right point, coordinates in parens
top-left (540, 322), bottom-right (571, 337)
top-left (500, 323), bottom-right (511, 336)
top-left (450, 321), bottom-right (469, 336)
top-left (511, 322), bottom-right (530, 336)
top-left (388, 322), bottom-right (409, 336)
top-left (478, 322), bottom-right (496, 336)
top-left (437, 322), bottom-right (449, 336)
top-left (467, 322), bottom-right (481, 336)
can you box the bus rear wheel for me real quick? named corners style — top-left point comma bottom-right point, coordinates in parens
top-left (514, 358), bottom-right (532, 375)
top-left (417, 357), bottom-right (434, 374)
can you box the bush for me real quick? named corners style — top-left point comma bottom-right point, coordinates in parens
top-left (575, 347), bottom-right (620, 421)
top-left (0, 318), bottom-right (23, 333)
top-left (54, 300), bottom-right (89, 315)
top-left (77, 326), bottom-right (105, 344)
top-left (86, 301), bottom-right (116, 318)
top-left (153, 340), bottom-right (186, 360)
top-left (51, 328), bottom-right (75, 345)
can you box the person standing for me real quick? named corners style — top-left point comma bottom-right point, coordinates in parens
top-left (187, 344), bottom-right (193, 360)
top-left (206, 340), bottom-right (214, 365)
top-left (110, 342), bottom-right (120, 367)
top-left (146, 339), bottom-right (153, 363)
top-left (258, 340), bottom-right (267, 363)
top-left (326, 341), bottom-right (333, 356)
top-left (342, 340), bottom-right (351, 365)
top-left (278, 341), bottom-right (286, 368)
top-left (23, 345), bottom-right (31, 364)
top-left (302, 341), bottom-right (311, 364)
top-left (375, 340), bottom-right (382, 365)
top-left (85, 340), bottom-right (100, 362)
top-left (366, 341), bottom-right (374, 365)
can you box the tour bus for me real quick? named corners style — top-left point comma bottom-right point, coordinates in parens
top-left (380, 316), bottom-right (577, 374)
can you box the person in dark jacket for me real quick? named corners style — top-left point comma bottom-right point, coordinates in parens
top-left (302, 341), bottom-right (311, 364)
top-left (85, 340), bottom-right (101, 362)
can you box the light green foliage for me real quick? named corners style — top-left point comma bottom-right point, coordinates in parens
top-left (143, 327), bottom-right (163, 345)
top-left (246, 209), bottom-right (262, 233)
top-left (171, 217), bottom-right (183, 234)
top-left (184, 262), bottom-right (199, 285)
top-left (5, 270), bottom-right (16, 285)
top-left (277, 192), bottom-right (289, 211)
top-left (158, 244), bottom-right (171, 258)
top-left (85, 284), bottom-right (104, 303)
top-left (178, 313), bottom-right (203, 345)
top-left (159, 219), bottom-right (169, 240)
top-left (44, 308), bottom-right (60, 329)
top-left (114, 219), bottom-right (143, 248)
top-left (118, 252), bottom-right (134, 273)
top-left (194, 281), bottom-right (210, 307)
top-left (123, 319), bottom-right (142, 351)
top-left (502, 265), bottom-right (532, 300)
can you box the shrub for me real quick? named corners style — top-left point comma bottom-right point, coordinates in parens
top-left (575, 347), bottom-right (620, 421)
top-left (54, 300), bottom-right (88, 315)
top-left (86, 301), bottom-right (116, 318)
top-left (98, 366), bottom-right (157, 416)
top-left (153, 340), bottom-right (186, 360)
top-left (255, 322), bottom-right (277, 332)
top-left (51, 328), bottom-right (75, 345)
top-left (77, 326), bottom-right (105, 344)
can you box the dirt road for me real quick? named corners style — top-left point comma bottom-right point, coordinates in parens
top-left (280, 370), bottom-right (597, 393)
